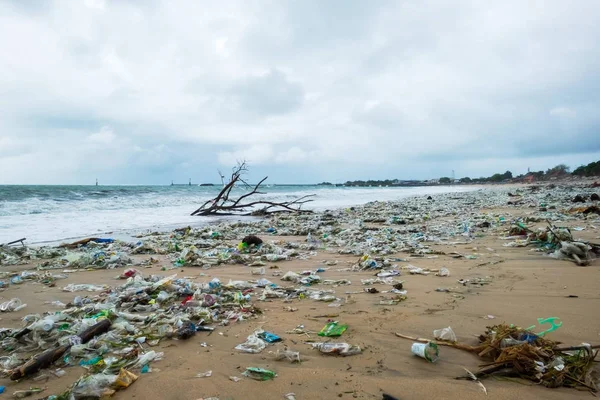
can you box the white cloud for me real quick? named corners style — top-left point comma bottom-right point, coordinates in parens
top-left (0, 0), bottom-right (599, 184)
top-left (274, 147), bottom-right (310, 164)
top-left (217, 145), bottom-right (275, 166)
top-left (88, 126), bottom-right (116, 144)
top-left (550, 107), bottom-right (576, 119)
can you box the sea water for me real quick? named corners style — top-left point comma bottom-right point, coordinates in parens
top-left (0, 185), bottom-right (475, 244)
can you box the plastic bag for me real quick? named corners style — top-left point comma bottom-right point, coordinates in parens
top-left (72, 373), bottom-right (117, 399)
top-left (251, 267), bottom-right (265, 275)
top-left (281, 271), bottom-right (301, 282)
top-left (63, 284), bottom-right (107, 292)
top-left (0, 354), bottom-right (22, 369)
top-left (0, 298), bottom-right (27, 312)
top-left (274, 349), bottom-right (301, 363)
top-left (226, 280), bottom-right (253, 290)
top-left (195, 370), bottom-right (212, 378)
top-left (235, 333), bottom-right (267, 353)
top-left (433, 327), bottom-right (457, 342)
top-left (436, 268), bottom-right (450, 277)
top-left (131, 351), bottom-right (163, 369)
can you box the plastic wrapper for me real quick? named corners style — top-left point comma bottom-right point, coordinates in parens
top-left (318, 321), bottom-right (348, 337)
top-left (242, 367), bottom-right (276, 381)
top-left (235, 332), bottom-right (267, 353)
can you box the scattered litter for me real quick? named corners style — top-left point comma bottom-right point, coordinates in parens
top-left (235, 332), bottom-right (267, 353)
top-left (0, 298), bottom-right (27, 312)
top-left (318, 321), bottom-right (348, 337)
top-left (411, 342), bottom-right (439, 362)
top-left (274, 348), bottom-right (301, 363)
top-left (242, 367), bottom-right (276, 381)
top-left (433, 327), bottom-right (457, 342)
top-left (312, 342), bottom-right (362, 356)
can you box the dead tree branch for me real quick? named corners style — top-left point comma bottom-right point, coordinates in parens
top-left (191, 162), bottom-right (315, 216)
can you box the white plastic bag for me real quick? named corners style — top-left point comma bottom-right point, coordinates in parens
top-left (433, 326), bottom-right (457, 342)
top-left (235, 333), bottom-right (266, 354)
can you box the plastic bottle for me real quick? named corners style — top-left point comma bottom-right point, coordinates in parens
top-left (312, 342), bottom-right (361, 356)
top-left (30, 317), bottom-right (54, 332)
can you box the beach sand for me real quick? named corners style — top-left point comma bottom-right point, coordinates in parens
top-left (0, 185), bottom-right (598, 399)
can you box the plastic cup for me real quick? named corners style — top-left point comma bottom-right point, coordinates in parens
top-left (411, 342), bottom-right (439, 362)
top-left (251, 267), bottom-right (265, 275)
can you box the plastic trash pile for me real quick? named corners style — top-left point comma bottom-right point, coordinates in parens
top-left (0, 272), bottom-right (261, 398)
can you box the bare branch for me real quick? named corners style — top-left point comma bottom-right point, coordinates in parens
top-left (190, 163), bottom-right (314, 217)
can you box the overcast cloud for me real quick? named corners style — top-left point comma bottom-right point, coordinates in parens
top-left (1, 0), bottom-right (599, 184)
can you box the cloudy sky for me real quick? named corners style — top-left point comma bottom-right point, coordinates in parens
top-left (1, 0), bottom-right (599, 184)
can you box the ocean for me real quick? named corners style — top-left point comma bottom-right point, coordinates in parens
top-left (0, 184), bottom-right (475, 244)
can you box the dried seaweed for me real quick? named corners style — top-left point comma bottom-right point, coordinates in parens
top-left (396, 324), bottom-right (599, 392)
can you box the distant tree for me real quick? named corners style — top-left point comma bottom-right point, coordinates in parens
top-left (572, 160), bottom-right (600, 177)
top-left (532, 171), bottom-right (544, 179)
top-left (489, 173), bottom-right (503, 182)
top-left (460, 177), bottom-right (472, 183)
top-left (439, 177), bottom-right (452, 184)
top-left (546, 164), bottom-right (570, 176)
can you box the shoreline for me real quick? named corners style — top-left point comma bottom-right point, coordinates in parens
top-left (0, 182), bottom-right (598, 399)
top-left (1, 185), bottom-right (488, 246)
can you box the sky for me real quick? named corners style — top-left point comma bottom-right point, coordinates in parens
top-left (1, 0), bottom-right (599, 185)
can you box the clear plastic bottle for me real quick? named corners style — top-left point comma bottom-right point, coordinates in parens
top-left (313, 342), bottom-right (361, 356)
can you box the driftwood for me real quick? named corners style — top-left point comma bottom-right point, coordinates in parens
top-left (191, 162), bottom-right (315, 216)
top-left (10, 319), bottom-right (112, 380)
top-left (1, 238), bottom-right (26, 247)
top-left (58, 237), bottom-right (101, 249)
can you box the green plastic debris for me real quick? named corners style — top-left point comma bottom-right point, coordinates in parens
top-left (79, 356), bottom-right (103, 366)
top-left (242, 367), bottom-right (276, 381)
top-left (318, 321), bottom-right (348, 337)
top-left (526, 317), bottom-right (563, 337)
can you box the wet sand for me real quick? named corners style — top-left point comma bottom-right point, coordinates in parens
top-left (0, 190), bottom-right (599, 399)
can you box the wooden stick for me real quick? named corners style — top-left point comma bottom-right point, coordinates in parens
top-left (394, 332), bottom-right (480, 352)
top-left (4, 238), bottom-right (26, 246)
top-left (10, 319), bottom-right (111, 380)
top-left (58, 237), bottom-right (100, 249)
top-left (554, 345), bottom-right (600, 352)
top-left (565, 374), bottom-right (598, 392)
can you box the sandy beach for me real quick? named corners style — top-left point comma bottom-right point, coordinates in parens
top-left (0, 183), bottom-right (598, 400)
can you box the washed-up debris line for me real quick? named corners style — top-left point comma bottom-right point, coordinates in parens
top-left (500, 221), bottom-right (600, 265)
top-left (2, 183), bottom-right (598, 272)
